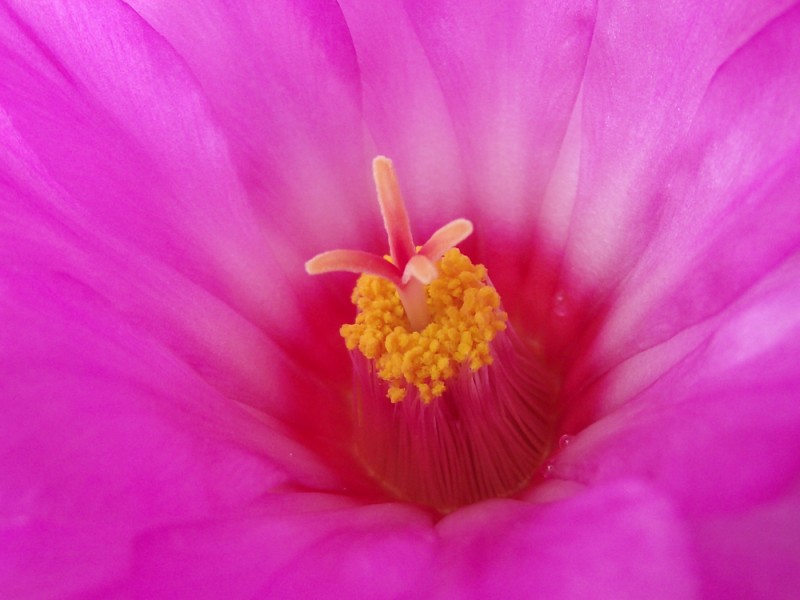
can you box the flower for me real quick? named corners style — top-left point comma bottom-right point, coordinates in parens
top-left (2, 0), bottom-right (799, 598)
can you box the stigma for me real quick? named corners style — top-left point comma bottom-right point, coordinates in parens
top-left (306, 156), bottom-right (473, 332)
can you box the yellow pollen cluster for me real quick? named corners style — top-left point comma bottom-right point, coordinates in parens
top-left (340, 248), bottom-right (507, 403)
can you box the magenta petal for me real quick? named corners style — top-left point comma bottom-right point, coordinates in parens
top-left (566, 6), bottom-right (800, 407)
top-left (0, 125), bottom-right (350, 470)
top-left (0, 0), bottom-right (360, 412)
top-left (547, 10), bottom-right (800, 577)
top-left (0, 273), bottom-right (297, 598)
top-left (132, 501), bottom-right (434, 599)
top-left (121, 0), bottom-right (386, 378)
top-left (557, 0), bottom-right (796, 293)
top-left (692, 480), bottom-right (800, 600)
top-left (124, 0), bottom-right (374, 253)
top-left (0, 1), bottom-right (296, 333)
top-left (338, 0), bottom-right (596, 237)
top-left (133, 482), bottom-right (696, 599)
top-left (437, 481), bottom-right (697, 598)
top-left (554, 254), bottom-right (800, 516)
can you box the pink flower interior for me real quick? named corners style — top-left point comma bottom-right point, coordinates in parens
top-left (2, 0), bottom-right (800, 597)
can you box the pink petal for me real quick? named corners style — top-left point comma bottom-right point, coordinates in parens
top-left (520, 1), bottom-right (798, 349)
top-left (122, 0), bottom-right (393, 382)
top-left (0, 4), bottom-right (362, 593)
top-left (543, 11), bottom-right (800, 573)
top-left (436, 481), bottom-right (697, 598)
top-left (0, 144), bottom-right (350, 476)
top-left (132, 501), bottom-right (434, 599)
top-left (0, 270), bottom-right (294, 598)
top-left (567, 5), bottom-right (800, 414)
top-left (552, 0), bottom-right (796, 294)
top-left (0, 1), bottom-right (358, 419)
top-left (692, 479), bottom-right (800, 600)
top-left (124, 0), bottom-right (375, 254)
top-left (552, 254), bottom-right (800, 518)
top-left (131, 482), bottom-right (697, 598)
top-left (337, 0), bottom-right (597, 296)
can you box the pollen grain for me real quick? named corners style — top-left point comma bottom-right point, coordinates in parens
top-left (341, 248), bottom-right (507, 403)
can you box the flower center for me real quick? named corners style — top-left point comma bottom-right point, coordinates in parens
top-left (307, 157), bottom-right (556, 512)
top-left (341, 248), bottom-right (507, 403)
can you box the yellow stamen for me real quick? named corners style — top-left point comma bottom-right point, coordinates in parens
top-left (341, 248), bottom-right (507, 403)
